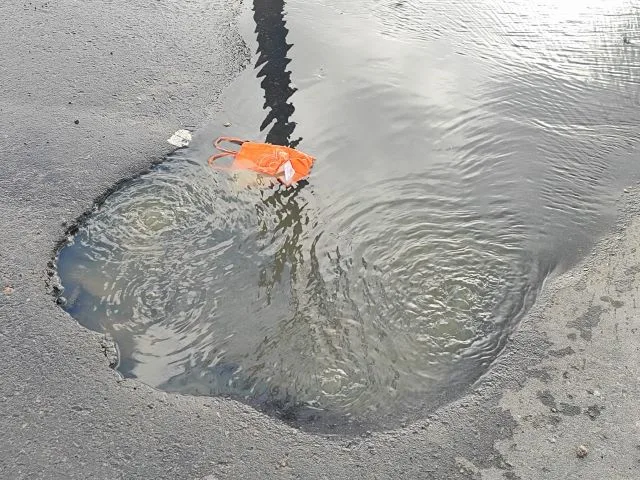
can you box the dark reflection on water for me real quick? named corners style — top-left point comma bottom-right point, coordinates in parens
top-left (254, 0), bottom-right (300, 147)
top-left (57, 0), bottom-right (640, 432)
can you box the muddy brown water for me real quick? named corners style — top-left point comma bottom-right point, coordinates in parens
top-left (56, 0), bottom-right (640, 432)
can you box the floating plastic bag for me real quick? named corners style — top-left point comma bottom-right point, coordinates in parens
top-left (208, 137), bottom-right (315, 187)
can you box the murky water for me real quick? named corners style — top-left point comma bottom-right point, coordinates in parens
top-left (56, 0), bottom-right (640, 431)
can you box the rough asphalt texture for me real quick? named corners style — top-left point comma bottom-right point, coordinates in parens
top-left (2, 1), bottom-right (640, 479)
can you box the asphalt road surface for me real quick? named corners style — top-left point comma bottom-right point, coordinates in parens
top-left (1, 1), bottom-right (639, 478)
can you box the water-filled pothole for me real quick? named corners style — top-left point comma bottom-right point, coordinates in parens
top-left (55, 0), bottom-right (640, 432)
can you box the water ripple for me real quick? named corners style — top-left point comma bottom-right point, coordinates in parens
top-left (58, 162), bottom-right (544, 428)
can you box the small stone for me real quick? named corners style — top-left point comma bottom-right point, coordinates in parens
top-left (99, 335), bottom-right (118, 368)
top-left (624, 188), bottom-right (629, 193)
top-left (577, 445), bottom-right (588, 458)
top-left (3, 285), bottom-right (14, 296)
top-left (74, 119), bottom-right (79, 125)
top-left (223, 122), bottom-right (232, 127)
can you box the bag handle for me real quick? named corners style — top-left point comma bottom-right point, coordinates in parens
top-left (213, 136), bottom-right (248, 154)
top-left (207, 151), bottom-right (235, 169)
top-left (208, 137), bottom-right (249, 170)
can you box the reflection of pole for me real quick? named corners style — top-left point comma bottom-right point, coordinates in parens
top-left (253, 0), bottom-right (300, 147)
top-left (252, 0), bottom-right (306, 303)
top-left (252, 0), bottom-right (308, 299)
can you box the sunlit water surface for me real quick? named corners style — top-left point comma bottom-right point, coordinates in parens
top-left (57, 0), bottom-right (640, 431)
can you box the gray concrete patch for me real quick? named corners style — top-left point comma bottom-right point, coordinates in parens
top-left (566, 306), bottom-right (605, 341)
top-left (2, 1), bottom-right (640, 479)
top-left (549, 346), bottom-right (576, 358)
top-left (488, 197), bottom-right (640, 480)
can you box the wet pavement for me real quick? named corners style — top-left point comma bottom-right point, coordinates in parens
top-left (2, 0), bottom-right (640, 479)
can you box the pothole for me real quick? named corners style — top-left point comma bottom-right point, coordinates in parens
top-left (53, 0), bottom-right (640, 433)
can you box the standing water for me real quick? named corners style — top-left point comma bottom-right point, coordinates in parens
top-left (56, 0), bottom-right (640, 431)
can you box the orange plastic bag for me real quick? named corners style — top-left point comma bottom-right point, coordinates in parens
top-left (208, 137), bottom-right (315, 187)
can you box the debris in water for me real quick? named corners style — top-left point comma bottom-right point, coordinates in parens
top-left (167, 129), bottom-right (192, 148)
top-left (224, 122), bottom-right (232, 127)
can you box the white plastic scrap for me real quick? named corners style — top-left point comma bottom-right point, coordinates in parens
top-left (167, 129), bottom-right (192, 148)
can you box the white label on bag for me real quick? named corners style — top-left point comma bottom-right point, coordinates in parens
top-left (283, 160), bottom-right (295, 183)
